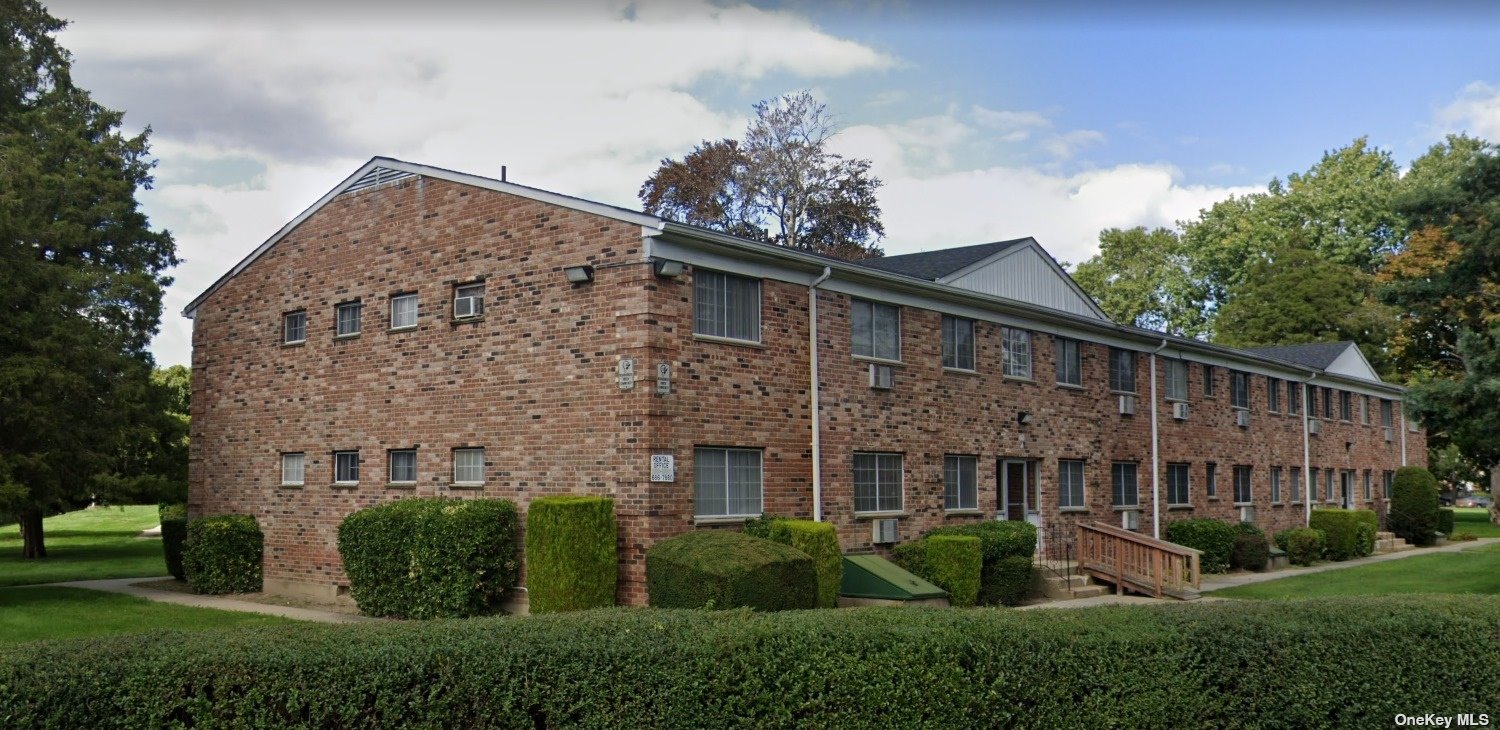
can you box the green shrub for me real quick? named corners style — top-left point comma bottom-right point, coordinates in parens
top-left (1234, 521), bottom-right (1265, 539)
top-left (922, 535), bottom-right (982, 608)
top-left (337, 498), bottom-right (519, 619)
top-left (991, 555), bottom-right (1033, 606)
top-left (766, 520), bottom-right (842, 609)
top-left (182, 515), bottom-right (262, 594)
top-left (5, 597), bottom-right (1494, 727)
top-left (1436, 508), bottom-right (1455, 536)
top-left (739, 514), bottom-right (785, 540)
top-left (1165, 519), bottom-right (1237, 573)
top-left (526, 496), bottom-right (617, 614)
top-left (929, 520), bottom-right (1036, 605)
top-left (646, 531), bottom-right (815, 611)
top-left (1451, 531), bottom-right (1479, 542)
top-left (158, 504), bottom-right (188, 581)
top-left (1275, 527), bottom-right (1324, 566)
top-left (1389, 466), bottom-right (1440, 546)
top-left (890, 540), bottom-right (927, 578)
top-left (1230, 533), bottom-right (1269, 572)
top-left (1310, 509), bottom-right (1378, 561)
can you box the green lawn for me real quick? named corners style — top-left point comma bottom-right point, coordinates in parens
top-left (0, 506), bottom-right (167, 586)
top-left (1212, 542), bottom-right (1500, 600)
top-left (0, 586), bottom-right (296, 646)
top-left (1452, 507), bottom-right (1500, 537)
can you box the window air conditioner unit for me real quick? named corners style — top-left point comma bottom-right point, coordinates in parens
top-left (1120, 509), bottom-right (1140, 531)
top-left (1235, 410), bottom-right (1251, 428)
top-left (454, 295), bottom-right (481, 319)
top-left (868, 363), bottom-right (893, 390)
top-left (871, 518), bottom-right (899, 544)
top-left (1239, 505), bottom-right (1256, 523)
top-left (1118, 394), bottom-right (1136, 415)
top-left (1383, 427), bottom-right (1394, 443)
top-left (1308, 420), bottom-right (1322, 436)
top-left (1172, 402), bottom-right (1189, 420)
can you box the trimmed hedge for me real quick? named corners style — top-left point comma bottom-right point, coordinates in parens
top-left (1274, 527), bottom-right (1325, 566)
top-left (1165, 519), bottom-right (1236, 573)
top-left (526, 495), bottom-right (617, 614)
top-left (1437, 508), bottom-right (1456, 536)
top-left (1309, 509), bottom-right (1378, 561)
top-left (158, 504), bottom-right (188, 580)
top-left (337, 498), bottom-right (519, 619)
top-left (920, 535), bottom-right (982, 607)
top-left (3, 597), bottom-right (1496, 727)
top-left (765, 519), bottom-right (842, 609)
top-left (1231, 533), bottom-right (1269, 572)
top-left (929, 520), bottom-right (1036, 606)
top-left (646, 531), bottom-right (816, 611)
top-left (1389, 466), bottom-right (1440, 546)
top-left (182, 515), bottom-right (262, 595)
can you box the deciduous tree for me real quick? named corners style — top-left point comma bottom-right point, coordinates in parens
top-left (1071, 227), bottom-right (1208, 336)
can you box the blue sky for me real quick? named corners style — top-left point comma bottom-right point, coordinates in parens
top-left (44, 0), bottom-right (1500, 366)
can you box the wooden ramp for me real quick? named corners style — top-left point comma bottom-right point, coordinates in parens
top-left (1077, 522), bottom-right (1202, 600)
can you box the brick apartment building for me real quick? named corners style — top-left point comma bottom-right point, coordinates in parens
top-left (184, 158), bottom-right (1425, 605)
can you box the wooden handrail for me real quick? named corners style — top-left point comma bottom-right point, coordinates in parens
top-left (1083, 521), bottom-right (1202, 558)
top-left (1076, 521), bottom-right (1202, 599)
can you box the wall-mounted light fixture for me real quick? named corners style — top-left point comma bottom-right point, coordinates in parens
top-left (564, 265), bottom-right (595, 284)
top-left (1017, 411), bottom-right (1034, 426)
top-left (653, 259), bottom-right (685, 278)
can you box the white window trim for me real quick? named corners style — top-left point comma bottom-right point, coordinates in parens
top-left (280, 452), bottom-right (305, 487)
top-left (693, 446), bottom-right (765, 519)
top-left (1001, 327), bottom-right (1032, 379)
top-left (943, 454), bottom-right (978, 511)
top-left (1058, 459), bottom-right (1086, 509)
top-left (941, 315), bottom-right (976, 372)
top-left (1111, 462), bottom-right (1140, 508)
top-left (1165, 463), bottom-right (1191, 506)
top-left (851, 299), bottom-right (901, 362)
top-left (693, 269), bottom-right (762, 344)
top-left (335, 301), bottom-right (362, 337)
top-left (388, 449), bottom-right (417, 485)
top-left (853, 452), bottom-right (904, 515)
top-left (333, 451), bottom-right (360, 485)
top-left (390, 293), bottom-right (419, 330)
top-left (283, 311), bottom-right (307, 345)
top-left (452, 448), bottom-right (486, 486)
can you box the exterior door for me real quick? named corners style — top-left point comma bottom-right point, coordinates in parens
top-left (1000, 460), bottom-right (1041, 526)
top-left (1341, 471), bottom-right (1354, 509)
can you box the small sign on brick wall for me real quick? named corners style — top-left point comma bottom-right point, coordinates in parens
top-left (650, 454), bottom-right (675, 482)
top-left (617, 358), bottom-right (636, 390)
top-left (656, 361), bottom-right (671, 395)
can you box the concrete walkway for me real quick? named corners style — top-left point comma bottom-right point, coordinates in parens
top-left (38, 577), bottom-right (381, 624)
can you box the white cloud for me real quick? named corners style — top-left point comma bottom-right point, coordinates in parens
top-left (1434, 81), bottom-right (1500, 141)
top-left (1042, 129), bottom-right (1107, 160)
top-left (971, 106), bottom-right (1050, 142)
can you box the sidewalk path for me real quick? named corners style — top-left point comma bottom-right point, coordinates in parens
top-left (38, 577), bottom-right (382, 624)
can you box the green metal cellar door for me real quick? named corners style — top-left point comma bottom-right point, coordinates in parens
top-left (840, 554), bottom-right (949, 600)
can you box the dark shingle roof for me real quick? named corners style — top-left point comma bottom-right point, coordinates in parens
top-left (858, 238), bottom-right (1032, 281)
top-left (1242, 341), bottom-right (1353, 370)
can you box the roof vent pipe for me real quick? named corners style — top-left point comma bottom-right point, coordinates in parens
top-left (501, 165), bottom-right (507, 182)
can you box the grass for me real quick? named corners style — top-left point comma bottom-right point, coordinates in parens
top-left (0, 505), bottom-right (167, 586)
top-left (0, 586), bottom-right (296, 646)
top-left (1452, 507), bottom-right (1500, 537)
top-left (1212, 542), bottom-right (1500, 600)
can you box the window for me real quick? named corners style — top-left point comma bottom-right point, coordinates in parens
top-left (694, 270), bottom-right (760, 342)
top-left (853, 452), bottom-right (903, 513)
top-left (390, 293), bottom-right (418, 329)
top-left (1202, 364), bottom-right (1216, 397)
top-left (1270, 467), bottom-right (1283, 503)
top-left (1206, 462), bottom-right (1218, 499)
top-left (453, 448), bottom-right (485, 485)
top-left (1291, 467), bottom-right (1302, 502)
top-left (1343, 470), bottom-right (1356, 503)
top-left (454, 283), bottom-right (485, 319)
top-left (1001, 327), bottom-right (1032, 378)
top-left (1309, 468), bottom-right (1320, 502)
top-left (1324, 468), bottom-right (1335, 501)
top-left (1363, 470), bottom-right (1373, 501)
top-left (1361, 395), bottom-right (1370, 425)
top-left (1339, 390), bottom-right (1352, 421)
top-left (1166, 463), bottom-right (1190, 506)
top-left (1058, 460), bottom-right (1085, 508)
top-left (334, 451), bottom-right (360, 484)
top-left (1055, 337), bottom-right (1082, 386)
top-left (943, 455), bottom-right (978, 510)
top-left (1108, 348), bottom-right (1136, 393)
top-left (281, 452), bottom-right (305, 486)
top-left (1233, 465), bottom-right (1252, 504)
top-left (335, 301), bottom-right (362, 337)
top-left (389, 450), bottom-right (416, 484)
top-left (283, 311), bottom-right (307, 344)
top-left (1165, 360), bottom-right (1188, 401)
top-left (851, 299), bottom-right (900, 361)
top-left (694, 447), bottom-right (763, 518)
top-left (1380, 399), bottom-right (1394, 427)
top-left (1111, 462), bottom-right (1139, 507)
top-left (1230, 371), bottom-right (1250, 409)
top-left (1266, 377), bottom-right (1280, 412)
top-left (941, 316), bottom-right (975, 370)
top-left (1382, 470), bottom-right (1394, 499)
top-left (1322, 387), bottom-right (1333, 419)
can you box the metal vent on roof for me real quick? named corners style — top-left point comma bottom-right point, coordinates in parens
top-left (344, 166), bottom-right (415, 194)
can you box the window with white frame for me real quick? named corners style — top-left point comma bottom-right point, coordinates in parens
top-left (1339, 390), bottom-right (1352, 421)
top-left (453, 448), bottom-right (485, 485)
top-left (390, 293), bottom-right (418, 329)
top-left (1111, 462), bottom-right (1139, 507)
top-left (1380, 399), bottom-right (1394, 427)
top-left (389, 449), bottom-right (416, 484)
top-left (281, 452), bottom-right (305, 486)
top-left (853, 452), bottom-right (903, 513)
top-left (1287, 380), bottom-right (1301, 414)
top-left (333, 451), bottom-right (360, 484)
top-left (1165, 359), bottom-right (1188, 401)
top-left (1055, 337), bottom-right (1082, 386)
top-left (1108, 348), bottom-right (1135, 393)
top-left (1324, 468), bottom-right (1335, 500)
top-left (1202, 364), bottom-right (1216, 397)
top-left (693, 447), bottom-right (763, 518)
top-left (1363, 470), bottom-right (1373, 501)
top-left (1267, 376), bottom-right (1280, 412)
top-left (1001, 327), bottom-right (1031, 378)
top-left (1230, 371), bottom-right (1250, 409)
top-left (1206, 462), bottom-right (1218, 498)
top-left (1309, 468), bottom-right (1320, 501)
top-left (1382, 470), bottom-right (1394, 499)
top-left (1058, 460), bottom-right (1085, 508)
top-left (943, 455), bottom-right (978, 510)
top-left (1166, 463), bottom-right (1190, 505)
top-left (851, 300), bottom-right (900, 360)
top-left (1233, 465), bottom-right (1252, 504)
top-left (335, 301), bottom-right (362, 337)
top-left (1291, 467), bottom-right (1302, 502)
top-left (1271, 466), bottom-right (1283, 503)
top-left (283, 311), bottom-right (307, 344)
top-left (693, 270), bottom-right (760, 342)
top-left (1322, 388), bottom-right (1334, 419)
top-left (941, 315), bottom-right (975, 370)
top-left (454, 283), bottom-right (485, 319)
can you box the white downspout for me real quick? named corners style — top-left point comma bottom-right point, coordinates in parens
top-left (809, 266), bottom-right (832, 521)
top-left (1303, 373), bottom-right (1316, 528)
top-left (1399, 406), bottom-right (1408, 467)
top-left (1150, 339), bottom-right (1167, 539)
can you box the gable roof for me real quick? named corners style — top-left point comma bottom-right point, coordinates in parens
top-left (1243, 342), bottom-right (1355, 370)
top-left (860, 238), bottom-right (1032, 280)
